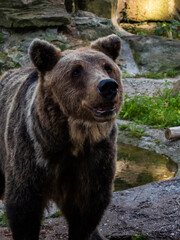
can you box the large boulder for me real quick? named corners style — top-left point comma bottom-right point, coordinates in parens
top-left (123, 35), bottom-right (180, 73)
top-left (0, 28), bottom-right (72, 74)
top-left (116, 0), bottom-right (180, 22)
top-left (172, 79), bottom-right (180, 96)
top-left (35, 177), bottom-right (180, 239)
top-left (0, 0), bottom-right (70, 28)
top-left (101, 177), bottom-right (180, 239)
top-left (1, 177), bottom-right (180, 239)
top-left (73, 11), bottom-right (117, 40)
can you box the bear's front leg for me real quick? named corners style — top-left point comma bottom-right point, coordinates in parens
top-left (67, 214), bottom-right (94, 240)
top-left (6, 193), bottom-right (43, 240)
top-left (5, 175), bottom-right (45, 240)
top-left (63, 204), bottom-right (108, 240)
top-left (91, 230), bottom-right (108, 240)
top-left (68, 223), bottom-right (107, 240)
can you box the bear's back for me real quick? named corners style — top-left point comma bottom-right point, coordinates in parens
top-left (0, 68), bottom-right (36, 114)
top-left (0, 68), bottom-right (38, 171)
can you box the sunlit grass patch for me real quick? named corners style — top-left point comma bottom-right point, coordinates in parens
top-left (119, 82), bottom-right (180, 128)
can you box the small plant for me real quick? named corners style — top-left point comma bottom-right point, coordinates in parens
top-left (131, 234), bottom-right (148, 240)
top-left (0, 53), bottom-right (22, 75)
top-left (119, 124), bottom-right (145, 139)
top-left (166, 69), bottom-right (180, 78)
top-left (119, 124), bottom-right (129, 130)
top-left (129, 124), bottom-right (145, 139)
top-left (0, 33), bottom-right (5, 44)
top-left (119, 82), bottom-right (180, 128)
top-left (155, 19), bottom-right (180, 39)
top-left (50, 210), bottom-right (62, 218)
top-left (0, 212), bottom-right (8, 227)
top-left (155, 22), bottom-right (173, 38)
top-left (45, 210), bottom-right (62, 220)
top-left (7, 54), bottom-right (21, 69)
top-left (119, 2), bottom-right (130, 23)
top-left (122, 24), bottom-right (150, 35)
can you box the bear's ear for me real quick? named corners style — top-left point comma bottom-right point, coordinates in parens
top-left (29, 39), bottom-right (62, 72)
top-left (91, 34), bottom-right (121, 61)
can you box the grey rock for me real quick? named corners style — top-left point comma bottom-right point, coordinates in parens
top-left (123, 35), bottom-right (180, 74)
top-left (0, 0), bottom-right (70, 28)
top-left (172, 80), bottom-right (180, 96)
top-left (39, 177), bottom-right (180, 239)
top-left (101, 177), bottom-right (180, 239)
top-left (73, 11), bottom-right (117, 40)
top-left (0, 28), bottom-right (71, 73)
top-left (122, 77), bottom-right (177, 97)
top-left (119, 40), bottom-right (139, 76)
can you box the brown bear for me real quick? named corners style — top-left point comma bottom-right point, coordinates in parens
top-left (0, 34), bottom-right (123, 240)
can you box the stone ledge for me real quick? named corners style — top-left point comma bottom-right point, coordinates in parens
top-left (101, 177), bottom-right (180, 239)
top-left (0, 2), bottom-right (70, 28)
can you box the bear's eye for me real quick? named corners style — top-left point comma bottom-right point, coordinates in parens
top-left (71, 65), bottom-right (83, 78)
top-left (104, 64), bottom-right (113, 74)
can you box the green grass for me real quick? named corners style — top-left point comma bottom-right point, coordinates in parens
top-left (135, 72), bottom-right (164, 79)
top-left (166, 70), bottom-right (180, 78)
top-left (119, 82), bottom-right (180, 128)
top-left (135, 70), bottom-right (180, 79)
top-left (122, 70), bottom-right (180, 80)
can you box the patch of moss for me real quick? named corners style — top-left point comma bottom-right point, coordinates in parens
top-left (119, 123), bottom-right (145, 139)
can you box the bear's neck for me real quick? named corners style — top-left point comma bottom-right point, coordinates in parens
top-left (68, 117), bottom-right (115, 156)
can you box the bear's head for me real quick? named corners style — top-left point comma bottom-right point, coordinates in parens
top-left (29, 35), bottom-right (123, 123)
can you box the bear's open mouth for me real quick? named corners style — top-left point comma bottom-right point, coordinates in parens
top-left (93, 104), bottom-right (116, 117)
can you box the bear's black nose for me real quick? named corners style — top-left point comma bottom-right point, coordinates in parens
top-left (97, 79), bottom-right (119, 101)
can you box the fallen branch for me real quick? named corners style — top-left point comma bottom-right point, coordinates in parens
top-left (165, 127), bottom-right (180, 140)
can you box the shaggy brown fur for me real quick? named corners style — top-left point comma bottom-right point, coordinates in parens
top-left (0, 34), bottom-right (123, 240)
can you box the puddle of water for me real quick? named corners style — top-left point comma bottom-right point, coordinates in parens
top-left (114, 144), bottom-right (178, 191)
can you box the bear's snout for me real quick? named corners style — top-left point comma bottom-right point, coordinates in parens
top-left (97, 79), bottom-right (119, 101)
